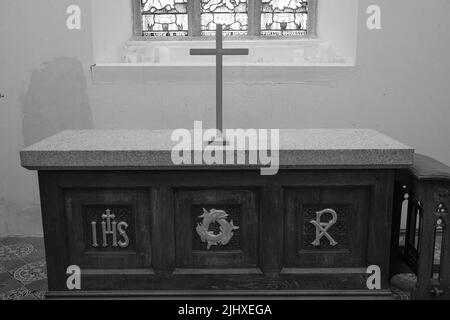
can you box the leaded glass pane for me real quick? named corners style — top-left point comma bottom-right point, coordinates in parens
top-left (141, 0), bottom-right (188, 36)
top-left (261, 0), bottom-right (308, 36)
top-left (201, 0), bottom-right (248, 36)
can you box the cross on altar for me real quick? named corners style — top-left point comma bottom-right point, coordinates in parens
top-left (190, 24), bottom-right (249, 134)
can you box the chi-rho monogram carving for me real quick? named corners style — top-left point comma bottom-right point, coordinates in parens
top-left (309, 208), bottom-right (338, 247)
top-left (90, 209), bottom-right (130, 248)
top-left (196, 208), bottom-right (239, 250)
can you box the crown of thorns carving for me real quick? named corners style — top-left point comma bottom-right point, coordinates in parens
top-left (196, 208), bottom-right (239, 250)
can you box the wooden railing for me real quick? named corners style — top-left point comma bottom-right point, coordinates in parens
top-left (391, 154), bottom-right (450, 299)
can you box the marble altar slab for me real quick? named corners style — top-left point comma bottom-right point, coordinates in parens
top-left (20, 129), bottom-right (414, 170)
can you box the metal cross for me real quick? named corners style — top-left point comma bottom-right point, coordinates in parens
top-left (190, 24), bottom-right (249, 133)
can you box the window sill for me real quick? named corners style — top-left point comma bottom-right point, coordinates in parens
top-left (91, 38), bottom-right (354, 84)
top-left (119, 38), bottom-right (348, 64)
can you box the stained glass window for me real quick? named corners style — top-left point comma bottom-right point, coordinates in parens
top-left (261, 0), bottom-right (308, 36)
top-left (201, 0), bottom-right (248, 36)
top-left (141, 0), bottom-right (189, 36)
top-left (135, 0), bottom-right (315, 37)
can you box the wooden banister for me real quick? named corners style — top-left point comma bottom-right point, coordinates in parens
top-left (392, 154), bottom-right (450, 300)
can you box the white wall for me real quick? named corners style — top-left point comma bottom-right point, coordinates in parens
top-left (1, 0), bottom-right (450, 236)
top-left (91, 0), bottom-right (133, 63)
top-left (317, 0), bottom-right (359, 64)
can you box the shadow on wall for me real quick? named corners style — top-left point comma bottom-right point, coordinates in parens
top-left (21, 57), bottom-right (93, 147)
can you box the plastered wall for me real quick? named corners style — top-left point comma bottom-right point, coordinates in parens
top-left (0, 0), bottom-right (449, 236)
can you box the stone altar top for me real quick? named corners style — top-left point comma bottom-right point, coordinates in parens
top-left (20, 129), bottom-right (414, 170)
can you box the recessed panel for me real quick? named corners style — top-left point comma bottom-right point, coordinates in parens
top-left (64, 189), bottom-right (151, 269)
top-left (175, 189), bottom-right (259, 268)
top-left (285, 187), bottom-right (370, 268)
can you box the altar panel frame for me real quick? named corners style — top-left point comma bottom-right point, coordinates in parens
top-left (174, 188), bottom-right (260, 269)
top-left (284, 186), bottom-right (371, 268)
top-left (38, 169), bottom-right (394, 295)
top-left (63, 188), bottom-right (152, 269)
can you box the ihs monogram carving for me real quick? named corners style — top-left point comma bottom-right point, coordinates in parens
top-left (196, 208), bottom-right (239, 250)
top-left (90, 209), bottom-right (130, 248)
top-left (309, 208), bottom-right (338, 247)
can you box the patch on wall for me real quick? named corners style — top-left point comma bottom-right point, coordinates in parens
top-left (21, 57), bottom-right (93, 146)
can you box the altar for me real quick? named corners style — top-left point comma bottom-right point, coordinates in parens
top-left (20, 128), bottom-right (414, 299)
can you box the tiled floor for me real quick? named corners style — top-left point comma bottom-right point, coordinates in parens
top-left (0, 237), bottom-right (47, 300)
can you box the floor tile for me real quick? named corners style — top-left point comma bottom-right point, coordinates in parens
top-left (0, 236), bottom-right (29, 246)
top-left (1, 285), bottom-right (34, 300)
top-left (0, 271), bottom-right (12, 284)
top-left (13, 259), bottom-right (47, 285)
top-left (0, 237), bottom-right (48, 300)
top-left (25, 278), bottom-right (47, 291)
top-left (0, 258), bottom-right (28, 273)
top-left (0, 237), bottom-right (45, 264)
top-left (22, 239), bottom-right (45, 263)
top-left (0, 278), bottom-right (23, 295)
top-left (26, 279), bottom-right (48, 300)
top-left (0, 241), bottom-right (35, 260)
top-left (0, 240), bottom-right (37, 272)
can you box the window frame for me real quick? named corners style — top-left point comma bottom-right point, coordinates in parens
top-left (132, 0), bottom-right (317, 40)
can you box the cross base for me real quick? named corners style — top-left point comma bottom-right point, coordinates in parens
top-left (208, 135), bottom-right (231, 146)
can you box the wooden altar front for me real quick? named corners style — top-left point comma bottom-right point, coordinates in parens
top-left (20, 129), bottom-right (414, 299)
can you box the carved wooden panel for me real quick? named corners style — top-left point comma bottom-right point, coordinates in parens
top-left (64, 189), bottom-right (151, 269)
top-left (39, 170), bottom-right (394, 294)
top-left (175, 189), bottom-right (259, 268)
top-left (285, 187), bottom-right (370, 268)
